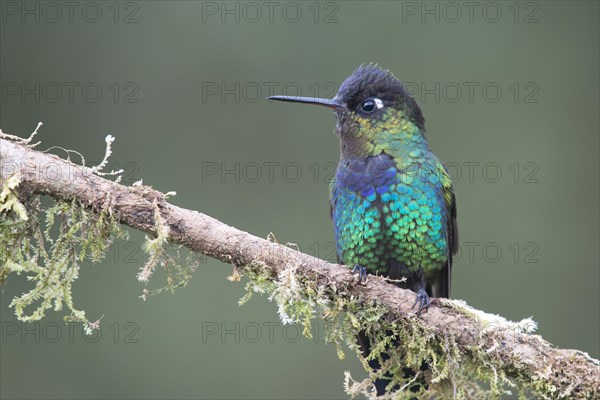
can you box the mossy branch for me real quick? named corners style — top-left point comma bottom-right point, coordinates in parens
top-left (1, 130), bottom-right (598, 399)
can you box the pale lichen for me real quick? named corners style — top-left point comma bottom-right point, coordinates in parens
top-left (137, 198), bottom-right (170, 283)
top-left (0, 173), bottom-right (28, 221)
top-left (0, 126), bottom-right (123, 331)
top-left (0, 128), bottom-right (201, 333)
top-left (137, 241), bottom-right (200, 300)
top-left (136, 196), bottom-right (200, 299)
top-left (1, 194), bottom-right (126, 332)
top-left (89, 135), bottom-right (124, 180)
top-left (0, 122), bottom-right (43, 147)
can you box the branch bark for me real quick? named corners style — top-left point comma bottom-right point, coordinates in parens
top-left (1, 136), bottom-right (598, 398)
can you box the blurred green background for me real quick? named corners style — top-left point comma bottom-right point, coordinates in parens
top-left (1, 1), bottom-right (598, 399)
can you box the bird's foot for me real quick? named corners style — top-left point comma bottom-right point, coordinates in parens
top-left (351, 265), bottom-right (368, 285)
top-left (411, 288), bottom-right (430, 316)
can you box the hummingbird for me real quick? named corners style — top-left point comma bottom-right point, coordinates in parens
top-left (269, 64), bottom-right (458, 395)
top-left (269, 63), bottom-right (458, 312)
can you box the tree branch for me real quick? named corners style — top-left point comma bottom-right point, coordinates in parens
top-left (1, 134), bottom-right (598, 399)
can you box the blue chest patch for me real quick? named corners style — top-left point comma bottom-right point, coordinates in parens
top-left (337, 153), bottom-right (398, 197)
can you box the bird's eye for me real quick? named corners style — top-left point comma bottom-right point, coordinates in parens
top-left (361, 100), bottom-right (375, 112)
top-left (361, 98), bottom-right (383, 113)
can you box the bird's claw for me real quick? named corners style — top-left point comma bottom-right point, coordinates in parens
top-left (351, 265), bottom-right (368, 285)
top-left (411, 288), bottom-right (430, 316)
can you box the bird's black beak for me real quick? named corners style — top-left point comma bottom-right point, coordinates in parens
top-left (268, 95), bottom-right (345, 110)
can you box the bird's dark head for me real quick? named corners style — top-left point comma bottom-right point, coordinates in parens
top-left (269, 63), bottom-right (426, 158)
top-left (332, 63), bottom-right (424, 132)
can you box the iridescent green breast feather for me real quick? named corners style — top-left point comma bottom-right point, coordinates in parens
top-left (330, 151), bottom-right (452, 276)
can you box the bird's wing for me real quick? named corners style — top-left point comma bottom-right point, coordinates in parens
top-left (437, 161), bottom-right (458, 255)
top-left (436, 160), bottom-right (458, 297)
